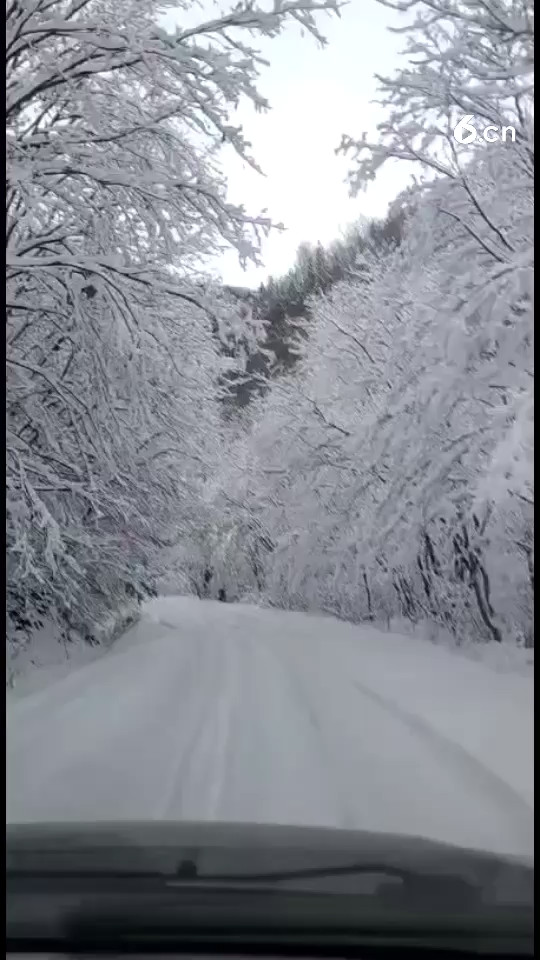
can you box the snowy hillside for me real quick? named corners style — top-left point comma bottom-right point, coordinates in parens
top-left (7, 597), bottom-right (533, 859)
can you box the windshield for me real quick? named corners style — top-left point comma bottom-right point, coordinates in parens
top-left (6, 0), bottom-right (533, 912)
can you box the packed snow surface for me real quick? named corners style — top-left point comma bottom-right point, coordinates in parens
top-left (7, 597), bottom-right (533, 858)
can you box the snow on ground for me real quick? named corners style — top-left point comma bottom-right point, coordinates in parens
top-left (6, 596), bottom-right (534, 860)
top-left (385, 616), bottom-right (534, 677)
top-left (7, 604), bottom-right (139, 696)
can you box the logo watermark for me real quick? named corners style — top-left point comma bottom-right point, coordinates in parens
top-left (453, 115), bottom-right (517, 145)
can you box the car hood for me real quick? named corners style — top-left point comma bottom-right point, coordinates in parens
top-left (7, 821), bottom-right (534, 956)
top-left (7, 819), bottom-right (533, 896)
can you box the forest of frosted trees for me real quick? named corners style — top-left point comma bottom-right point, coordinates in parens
top-left (7, 0), bottom-right (533, 675)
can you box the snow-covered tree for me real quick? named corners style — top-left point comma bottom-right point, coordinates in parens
top-left (340, 0), bottom-right (533, 192)
top-left (6, 0), bottom-right (339, 660)
top-left (238, 146), bottom-right (532, 643)
top-left (222, 0), bottom-right (533, 646)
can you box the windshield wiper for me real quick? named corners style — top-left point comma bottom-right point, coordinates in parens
top-left (174, 858), bottom-right (411, 882)
top-left (169, 858), bottom-right (479, 906)
top-left (7, 859), bottom-right (445, 885)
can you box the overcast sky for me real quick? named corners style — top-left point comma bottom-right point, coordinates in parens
top-left (163, 1), bottom-right (413, 287)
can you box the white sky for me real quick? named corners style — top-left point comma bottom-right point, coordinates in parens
top-left (162, 1), bottom-right (413, 288)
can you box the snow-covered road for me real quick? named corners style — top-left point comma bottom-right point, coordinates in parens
top-left (7, 597), bottom-right (534, 859)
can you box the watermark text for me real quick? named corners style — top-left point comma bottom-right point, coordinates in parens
top-left (453, 115), bottom-right (516, 145)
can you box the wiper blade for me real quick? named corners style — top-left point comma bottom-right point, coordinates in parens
top-left (169, 858), bottom-right (479, 906)
top-left (174, 858), bottom-right (412, 883)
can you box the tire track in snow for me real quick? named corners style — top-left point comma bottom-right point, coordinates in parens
top-left (154, 630), bottom-right (209, 820)
top-left (267, 632), bottom-right (533, 855)
top-left (208, 627), bottom-right (342, 828)
top-left (352, 678), bottom-right (534, 830)
top-left (156, 631), bottom-right (238, 821)
top-left (203, 632), bottom-right (239, 818)
top-left (257, 635), bottom-right (358, 830)
top-left (7, 627), bottom-right (202, 823)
